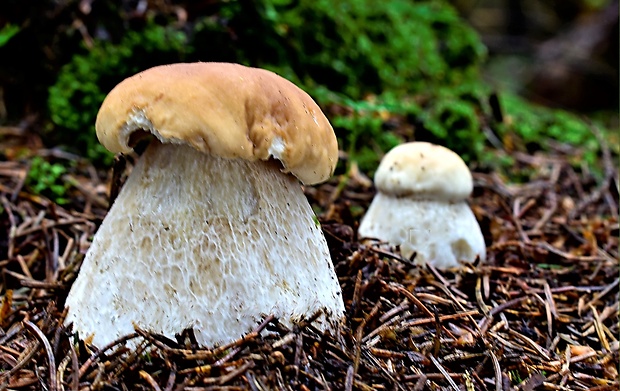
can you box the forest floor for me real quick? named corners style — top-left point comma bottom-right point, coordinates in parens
top-left (0, 126), bottom-right (618, 390)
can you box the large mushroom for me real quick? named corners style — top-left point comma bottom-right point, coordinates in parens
top-left (65, 62), bottom-right (345, 347)
top-left (358, 142), bottom-right (486, 269)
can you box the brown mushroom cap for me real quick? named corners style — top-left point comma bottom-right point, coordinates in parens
top-left (95, 62), bottom-right (338, 185)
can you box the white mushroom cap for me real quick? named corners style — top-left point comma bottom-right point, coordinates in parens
top-left (358, 142), bottom-right (486, 269)
top-left (374, 142), bottom-right (473, 202)
top-left (65, 63), bottom-right (344, 348)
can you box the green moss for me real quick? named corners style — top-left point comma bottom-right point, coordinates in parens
top-left (48, 0), bottom-right (489, 169)
top-left (417, 82), bottom-right (490, 160)
top-left (44, 0), bottom-right (613, 175)
top-left (499, 94), bottom-right (606, 170)
top-left (26, 157), bottom-right (72, 204)
top-left (48, 22), bottom-right (189, 163)
top-left (266, 0), bottom-right (486, 98)
top-left (329, 93), bottom-right (419, 173)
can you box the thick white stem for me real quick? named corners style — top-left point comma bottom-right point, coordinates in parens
top-left (358, 193), bottom-right (486, 269)
top-left (65, 142), bottom-right (344, 347)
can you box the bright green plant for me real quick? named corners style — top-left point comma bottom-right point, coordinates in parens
top-left (26, 157), bottom-right (72, 204)
top-left (499, 94), bottom-right (605, 168)
top-left (0, 24), bottom-right (20, 47)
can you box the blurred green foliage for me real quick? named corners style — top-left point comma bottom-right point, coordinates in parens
top-left (0, 24), bottom-right (20, 47)
top-left (261, 0), bottom-right (486, 97)
top-left (330, 94), bottom-right (415, 172)
top-left (36, 0), bottom-right (615, 173)
top-left (499, 94), bottom-right (604, 168)
top-left (26, 157), bottom-right (72, 204)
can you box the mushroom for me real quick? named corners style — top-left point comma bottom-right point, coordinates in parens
top-left (358, 142), bottom-right (486, 269)
top-left (64, 62), bottom-right (345, 347)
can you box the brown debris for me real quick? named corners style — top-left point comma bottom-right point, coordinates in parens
top-left (0, 136), bottom-right (618, 390)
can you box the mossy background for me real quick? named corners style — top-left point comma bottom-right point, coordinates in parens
top-left (0, 0), bottom-right (617, 181)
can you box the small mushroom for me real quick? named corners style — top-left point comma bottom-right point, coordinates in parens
top-left (65, 63), bottom-right (345, 347)
top-left (358, 142), bottom-right (486, 269)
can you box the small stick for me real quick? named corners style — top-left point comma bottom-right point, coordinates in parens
top-left (584, 278), bottom-right (619, 309)
top-left (344, 365), bottom-right (354, 391)
top-left (139, 370), bottom-right (163, 391)
top-left (399, 310), bottom-right (480, 329)
top-left (590, 305), bottom-right (611, 352)
top-left (395, 286), bottom-right (434, 318)
top-left (508, 329), bottom-right (552, 361)
top-left (69, 339), bottom-right (79, 391)
top-left (77, 332), bottom-right (140, 378)
top-left (488, 350), bottom-right (502, 391)
top-left (163, 361), bottom-right (177, 391)
top-left (24, 320), bottom-right (57, 391)
top-left (429, 355), bottom-right (460, 391)
top-left (0, 341), bottom-right (40, 381)
top-left (109, 154), bottom-right (127, 207)
top-left (212, 314), bottom-right (276, 357)
top-left (206, 360), bottom-right (255, 385)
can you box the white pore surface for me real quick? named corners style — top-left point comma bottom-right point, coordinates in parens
top-left (358, 193), bottom-right (486, 269)
top-left (65, 142), bottom-right (345, 348)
